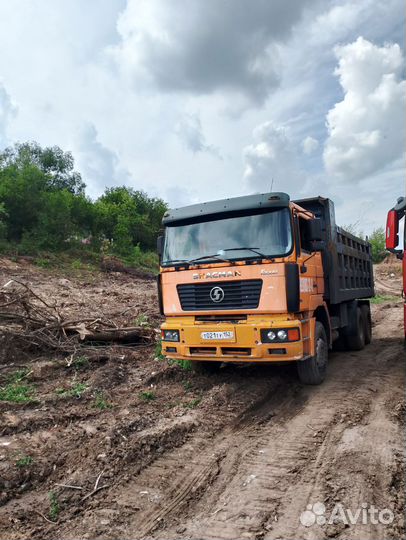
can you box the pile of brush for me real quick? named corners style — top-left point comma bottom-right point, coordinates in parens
top-left (0, 279), bottom-right (156, 356)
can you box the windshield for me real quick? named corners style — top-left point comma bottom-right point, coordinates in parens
top-left (162, 208), bottom-right (293, 265)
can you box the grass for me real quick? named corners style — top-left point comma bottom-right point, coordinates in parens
top-left (69, 355), bottom-right (89, 370)
top-left (93, 391), bottom-right (112, 410)
top-left (154, 341), bottom-right (165, 361)
top-left (16, 455), bottom-right (33, 467)
top-left (183, 380), bottom-right (193, 392)
top-left (139, 391), bottom-right (156, 401)
top-left (168, 359), bottom-right (193, 371)
top-left (134, 313), bottom-right (150, 326)
top-left (0, 369), bottom-right (35, 403)
top-left (48, 491), bottom-right (60, 521)
top-left (56, 382), bottom-right (88, 398)
top-left (184, 398), bottom-right (201, 409)
top-left (371, 294), bottom-right (399, 304)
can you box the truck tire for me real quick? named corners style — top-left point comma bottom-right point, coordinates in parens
top-left (361, 304), bottom-right (372, 345)
top-left (345, 307), bottom-right (365, 350)
top-left (191, 361), bottom-right (221, 374)
top-left (297, 322), bottom-right (328, 385)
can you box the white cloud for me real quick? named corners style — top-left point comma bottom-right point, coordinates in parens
top-left (323, 37), bottom-right (406, 182)
top-left (0, 83), bottom-right (16, 148)
top-left (75, 123), bottom-right (130, 198)
top-left (111, 0), bottom-right (316, 104)
top-left (302, 136), bottom-right (319, 155)
top-left (0, 0), bottom-right (403, 232)
top-left (175, 113), bottom-right (220, 157)
top-left (243, 121), bottom-right (305, 194)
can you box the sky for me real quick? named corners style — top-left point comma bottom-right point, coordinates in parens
top-left (0, 0), bottom-right (404, 233)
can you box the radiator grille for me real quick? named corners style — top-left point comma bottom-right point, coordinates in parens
top-left (177, 280), bottom-right (262, 311)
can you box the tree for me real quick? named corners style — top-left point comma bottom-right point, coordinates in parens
top-left (369, 227), bottom-right (386, 263)
top-left (94, 187), bottom-right (167, 251)
top-left (0, 202), bottom-right (7, 239)
top-left (0, 142), bottom-right (85, 195)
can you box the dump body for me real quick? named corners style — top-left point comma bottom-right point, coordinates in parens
top-left (158, 192), bottom-right (374, 384)
top-left (294, 197), bottom-right (374, 303)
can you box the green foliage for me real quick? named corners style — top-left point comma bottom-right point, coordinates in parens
top-left (371, 294), bottom-right (398, 304)
top-left (69, 355), bottom-right (89, 370)
top-left (0, 369), bottom-right (35, 403)
top-left (56, 382), bottom-right (88, 398)
top-left (93, 391), bottom-right (112, 410)
top-left (0, 142), bottom-right (167, 265)
top-left (139, 391), bottom-right (156, 401)
top-left (134, 313), bottom-right (150, 326)
top-left (184, 398), bottom-right (201, 409)
top-left (183, 380), bottom-right (193, 392)
top-left (168, 359), bottom-right (193, 370)
top-left (155, 341), bottom-right (165, 360)
top-left (48, 491), bottom-right (60, 521)
top-left (0, 382), bottom-right (35, 403)
top-left (369, 227), bottom-right (386, 263)
top-left (16, 455), bottom-right (33, 467)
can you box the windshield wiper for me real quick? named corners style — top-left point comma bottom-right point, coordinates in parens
top-left (221, 247), bottom-right (268, 258)
top-left (187, 253), bottom-right (230, 264)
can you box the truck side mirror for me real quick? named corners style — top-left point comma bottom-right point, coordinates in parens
top-left (385, 209), bottom-right (399, 250)
top-left (307, 219), bottom-right (323, 242)
top-left (157, 235), bottom-right (164, 257)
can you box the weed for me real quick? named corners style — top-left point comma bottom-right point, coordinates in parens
top-left (56, 382), bottom-right (88, 398)
top-left (139, 391), bottom-right (156, 401)
top-left (35, 258), bottom-right (50, 268)
top-left (70, 259), bottom-right (83, 270)
top-left (134, 313), bottom-right (150, 326)
top-left (7, 368), bottom-right (31, 384)
top-left (183, 380), bottom-right (193, 392)
top-left (93, 391), bottom-right (112, 410)
top-left (16, 455), bottom-right (33, 467)
top-left (48, 491), bottom-right (60, 521)
top-left (0, 382), bottom-right (35, 403)
top-left (155, 341), bottom-right (165, 361)
top-left (371, 295), bottom-right (399, 304)
top-left (184, 398), bottom-right (201, 409)
top-left (70, 355), bottom-right (89, 370)
top-left (169, 359), bottom-right (193, 371)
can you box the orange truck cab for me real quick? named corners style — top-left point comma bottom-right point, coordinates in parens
top-left (157, 192), bottom-right (374, 384)
top-left (386, 196), bottom-right (406, 339)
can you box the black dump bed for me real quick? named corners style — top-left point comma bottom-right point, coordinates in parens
top-left (294, 196), bottom-right (374, 305)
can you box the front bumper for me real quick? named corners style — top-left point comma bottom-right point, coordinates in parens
top-left (161, 318), bottom-right (307, 363)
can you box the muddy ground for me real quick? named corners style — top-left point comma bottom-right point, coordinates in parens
top-left (0, 258), bottom-right (404, 540)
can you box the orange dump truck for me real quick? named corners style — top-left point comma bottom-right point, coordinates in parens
top-left (157, 192), bottom-right (374, 384)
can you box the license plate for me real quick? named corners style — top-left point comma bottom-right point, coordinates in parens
top-left (201, 331), bottom-right (234, 340)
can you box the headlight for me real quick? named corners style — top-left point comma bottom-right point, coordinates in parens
top-left (277, 330), bottom-right (288, 341)
top-left (162, 329), bottom-right (180, 342)
top-left (260, 328), bottom-right (300, 343)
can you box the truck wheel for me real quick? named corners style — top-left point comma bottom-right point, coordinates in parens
top-left (297, 322), bottom-right (328, 385)
top-left (191, 361), bottom-right (221, 374)
top-left (361, 304), bottom-right (372, 345)
top-left (346, 307), bottom-right (365, 351)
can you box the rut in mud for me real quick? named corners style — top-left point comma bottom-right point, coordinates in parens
top-left (0, 259), bottom-right (404, 540)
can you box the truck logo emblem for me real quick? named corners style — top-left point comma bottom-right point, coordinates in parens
top-left (210, 286), bottom-right (225, 303)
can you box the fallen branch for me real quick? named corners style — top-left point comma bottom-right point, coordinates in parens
top-left (0, 279), bottom-right (156, 355)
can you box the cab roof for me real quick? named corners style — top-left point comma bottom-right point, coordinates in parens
top-left (162, 192), bottom-right (290, 225)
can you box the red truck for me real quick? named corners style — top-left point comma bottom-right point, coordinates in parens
top-left (385, 196), bottom-right (406, 339)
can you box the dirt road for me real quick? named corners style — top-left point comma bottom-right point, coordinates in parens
top-left (0, 260), bottom-right (404, 540)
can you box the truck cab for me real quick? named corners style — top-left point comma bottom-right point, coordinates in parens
top-left (158, 192), bottom-right (374, 384)
top-left (386, 196), bottom-right (406, 339)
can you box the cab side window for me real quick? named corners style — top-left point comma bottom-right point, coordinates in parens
top-left (298, 216), bottom-right (312, 253)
